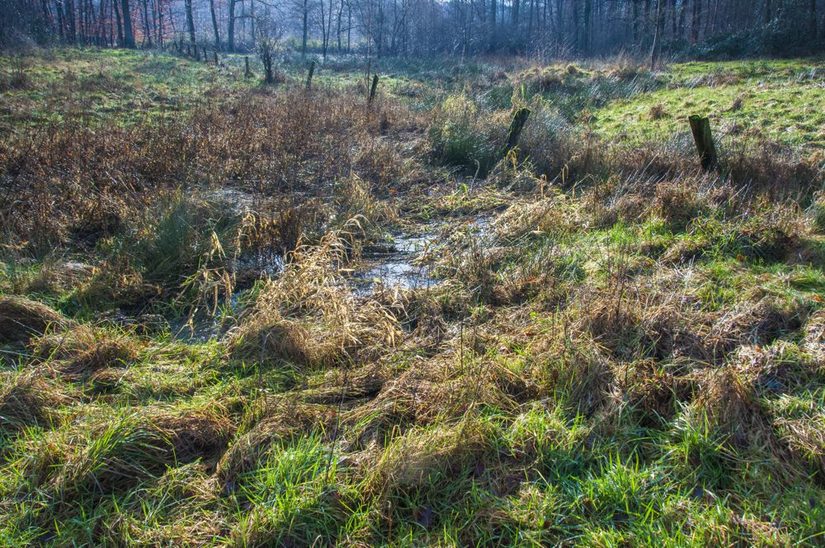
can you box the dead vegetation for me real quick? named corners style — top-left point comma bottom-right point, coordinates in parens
top-left (0, 296), bottom-right (68, 343)
top-left (229, 226), bottom-right (401, 368)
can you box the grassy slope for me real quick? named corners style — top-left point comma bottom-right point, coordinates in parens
top-left (592, 59), bottom-right (825, 150)
top-left (1, 50), bottom-right (824, 545)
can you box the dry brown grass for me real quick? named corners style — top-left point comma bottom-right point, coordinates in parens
top-left (363, 417), bottom-right (497, 498)
top-left (804, 309), bottom-right (825, 361)
top-left (0, 88), bottom-right (422, 254)
top-left (693, 367), bottom-right (798, 479)
top-left (706, 296), bottom-right (805, 359)
top-left (31, 324), bottom-right (142, 379)
top-left (229, 225), bottom-right (401, 368)
top-left (0, 295), bottom-right (68, 343)
top-left (342, 330), bottom-right (536, 449)
top-left (51, 404), bottom-right (235, 498)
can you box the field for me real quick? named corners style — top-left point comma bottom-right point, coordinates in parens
top-left (1, 48), bottom-right (824, 545)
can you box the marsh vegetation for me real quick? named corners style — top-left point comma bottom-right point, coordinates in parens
top-left (0, 47), bottom-right (824, 545)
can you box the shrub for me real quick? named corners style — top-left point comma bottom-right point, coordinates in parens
top-left (429, 94), bottom-right (499, 174)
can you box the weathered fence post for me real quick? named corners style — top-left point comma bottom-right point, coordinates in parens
top-left (244, 56), bottom-right (251, 79)
top-left (368, 74), bottom-right (379, 105)
top-left (213, 51), bottom-right (218, 65)
top-left (306, 60), bottom-right (316, 90)
top-left (502, 107), bottom-right (531, 157)
top-left (689, 115), bottom-right (718, 171)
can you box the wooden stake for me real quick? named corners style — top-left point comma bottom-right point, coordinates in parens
top-left (502, 107), bottom-right (531, 156)
top-left (306, 60), bottom-right (316, 90)
top-left (244, 56), bottom-right (251, 79)
top-left (368, 74), bottom-right (379, 105)
top-left (689, 115), bottom-right (718, 171)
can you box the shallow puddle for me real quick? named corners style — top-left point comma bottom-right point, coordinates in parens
top-left (351, 232), bottom-right (440, 294)
top-left (349, 214), bottom-right (494, 295)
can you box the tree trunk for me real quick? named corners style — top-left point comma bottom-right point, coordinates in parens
top-left (336, 0), bottom-right (344, 52)
top-left (184, 0), bottom-right (195, 42)
top-left (503, 107), bottom-right (530, 156)
top-left (489, 0), bottom-right (496, 50)
top-left (368, 73), bottom-right (379, 104)
top-left (55, 0), bottom-right (65, 40)
top-left (141, 0), bottom-right (152, 46)
top-left (306, 60), bottom-right (315, 89)
top-left (227, 0), bottom-right (236, 51)
top-left (66, 0), bottom-right (76, 43)
top-left (650, 0), bottom-right (663, 69)
top-left (121, 0), bottom-right (135, 47)
top-left (113, 0), bottom-right (123, 45)
top-left (691, 0), bottom-right (701, 43)
top-left (209, 0), bottom-right (221, 48)
top-left (302, 0), bottom-right (309, 56)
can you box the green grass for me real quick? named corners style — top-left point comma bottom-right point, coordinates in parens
top-left (1, 50), bottom-right (825, 546)
top-left (592, 58), bottom-right (825, 150)
top-left (0, 48), bottom-right (250, 129)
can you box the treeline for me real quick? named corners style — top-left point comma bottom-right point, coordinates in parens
top-left (1, 0), bottom-right (823, 58)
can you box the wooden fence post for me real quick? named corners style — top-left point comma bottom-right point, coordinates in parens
top-left (244, 56), bottom-right (251, 79)
top-left (306, 60), bottom-right (316, 90)
top-left (689, 115), bottom-right (718, 171)
top-left (368, 74), bottom-right (379, 105)
top-left (502, 107), bottom-right (531, 157)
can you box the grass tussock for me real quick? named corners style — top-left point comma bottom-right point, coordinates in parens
top-left (0, 296), bottom-right (68, 343)
top-left (48, 405), bottom-right (234, 499)
top-left (229, 226), bottom-right (400, 368)
top-left (31, 324), bottom-right (142, 378)
top-left (0, 371), bottom-right (75, 431)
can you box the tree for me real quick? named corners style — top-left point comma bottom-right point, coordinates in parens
top-left (691, 0), bottom-right (701, 43)
top-left (256, 17), bottom-right (283, 83)
top-left (302, 0), bottom-right (310, 56)
top-left (209, 0), bottom-right (221, 48)
top-left (650, 0), bottom-right (664, 69)
top-left (121, 0), bottom-right (135, 47)
top-left (141, 0), bottom-right (153, 46)
top-left (184, 0), bottom-right (195, 42)
top-left (228, 0), bottom-right (237, 51)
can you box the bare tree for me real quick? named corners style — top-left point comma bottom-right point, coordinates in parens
top-left (257, 16), bottom-right (283, 83)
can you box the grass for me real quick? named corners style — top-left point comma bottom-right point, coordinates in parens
top-left (0, 48), bottom-right (250, 129)
top-left (0, 47), bottom-right (824, 545)
top-left (592, 58), bottom-right (825, 150)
